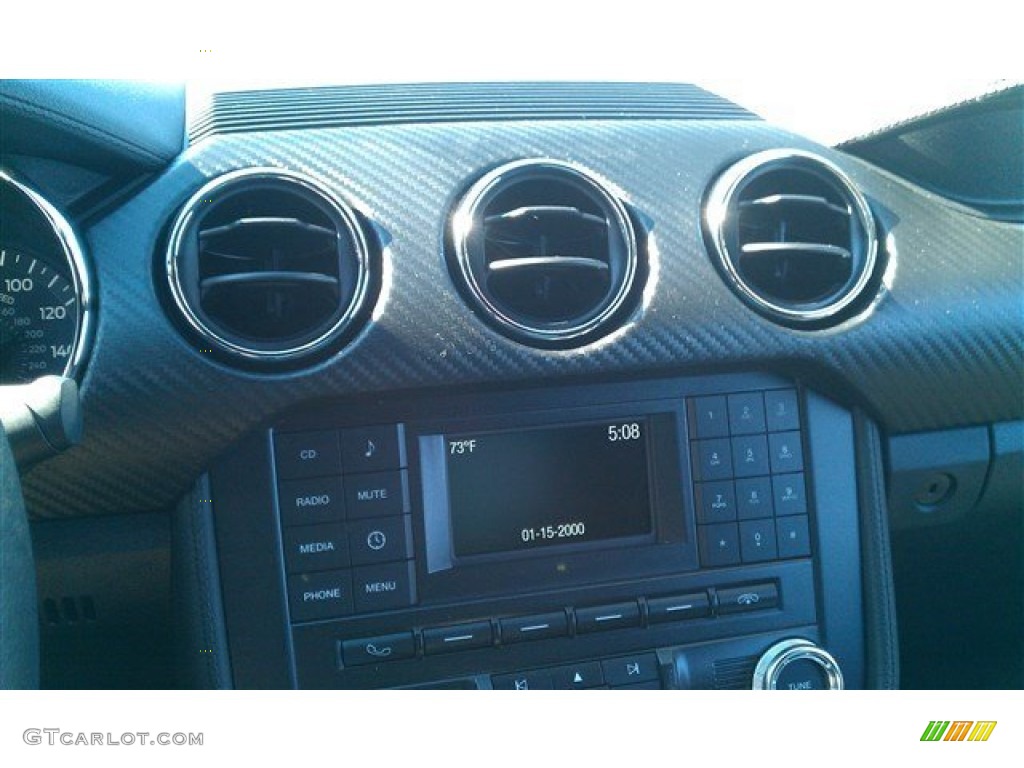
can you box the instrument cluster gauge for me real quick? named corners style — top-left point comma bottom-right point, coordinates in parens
top-left (0, 170), bottom-right (93, 385)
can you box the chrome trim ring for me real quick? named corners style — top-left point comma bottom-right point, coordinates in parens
top-left (752, 638), bottom-right (845, 690)
top-left (165, 167), bottom-right (371, 363)
top-left (704, 148), bottom-right (878, 324)
top-left (0, 168), bottom-right (95, 382)
top-left (451, 158), bottom-right (638, 344)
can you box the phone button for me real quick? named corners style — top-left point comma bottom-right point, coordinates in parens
top-left (340, 632), bottom-right (416, 667)
top-left (716, 582), bottom-right (779, 615)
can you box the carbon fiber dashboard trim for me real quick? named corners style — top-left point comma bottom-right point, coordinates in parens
top-left (22, 119), bottom-right (1023, 518)
top-left (189, 82), bottom-right (757, 141)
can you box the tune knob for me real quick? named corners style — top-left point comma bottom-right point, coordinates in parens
top-left (752, 639), bottom-right (844, 690)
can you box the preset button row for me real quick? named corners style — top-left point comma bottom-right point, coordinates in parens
top-left (274, 424), bottom-right (406, 480)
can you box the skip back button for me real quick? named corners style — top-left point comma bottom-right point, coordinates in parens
top-left (341, 632), bottom-right (416, 667)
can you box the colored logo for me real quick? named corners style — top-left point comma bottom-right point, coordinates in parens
top-left (920, 721), bottom-right (997, 742)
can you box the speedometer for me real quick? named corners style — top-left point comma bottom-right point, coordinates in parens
top-left (0, 170), bottom-right (93, 385)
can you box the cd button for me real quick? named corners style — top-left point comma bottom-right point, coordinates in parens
top-left (499, 612), bottom-right (568, 643)
top-left (347, 515), bottom-right (412, 566)
top-left (423, 621), bottom-right (493, 655)
top-left (345, 470), bottom-right (410, 519)
top-left (575, 602), bottom-right (641, 633)
top-left (340, 632), bottom-right (416, 667)
top-left (274, 430), bottom-right (341, 480)
top-left (341, 424), bottom-right (406, 474)
top-left (278, 476), bottom-right (345, 527)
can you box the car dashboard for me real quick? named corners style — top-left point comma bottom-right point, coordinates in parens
top-left (0, 80), bottom-right (1021, 690)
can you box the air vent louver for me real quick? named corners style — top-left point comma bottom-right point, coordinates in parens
top-left (450, 160), bottom-right (640, 346)
top-left (705, 150), bottom-right (878, 325)
top-left (166, 169), bottom-right (371, 365)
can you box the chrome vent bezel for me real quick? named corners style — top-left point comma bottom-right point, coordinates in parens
top-left (450, 159), bottom-right (639, 346)
top-left (165, 167), bottom-right (371, 365)
top-left (705, 149), bottom-right (878, 325)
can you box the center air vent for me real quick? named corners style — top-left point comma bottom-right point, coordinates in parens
top-left (165, 168), bottom-right (371, 365)
top-left (450, 159), bottom-right (640, 346)
top-left (705, 149), bottom-right (878, 326)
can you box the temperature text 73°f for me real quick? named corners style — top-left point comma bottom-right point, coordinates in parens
top-left (449, 439), bottom-right (477, 455)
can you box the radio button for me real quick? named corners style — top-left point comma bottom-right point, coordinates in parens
top-left (274, 430), bottom-right (341, 480)
top-left (692, 396), bottom-right (730, 439)
top-left (341, 424), bottom-right (406, 474)
top-left (777, 515), bottom-right (811, 559)
top-left (279, 477), bottom-right (345, 527)
top-left (735, 476), bottom-right (774, 520)
top-left (575, 602), bottom-right (641, 634)
top-left (352, 560), bottom-right (415, 613)
top-left (423, 621), bottom-right (493, 655)
top-left (347, 515), bottom-right (412, 566)
top-left (283, 523), bottom-right (349, 573)
top-left (500, 612), bottom-right (568, 643)
top-left (647, 593), bottom-right (710, 623)
top-left (731, 434), bottom-right (770, 478)
top-left (601, 654), bottom-right (660, 686)
top-left (769, 431), bottom-right (804, 474)
top-left (717, 582), bottom-right (779, 615)
top-left (551, 662), bottom-right (605, 689)
top-left (739, 518), bottom-right (778, 563)
top-left (772, 473), bottom-right (808, 516)
top-left (340, 632), bottom-right (416, 667)
top-left (345, 470), bottom-right (410, 519)
top-left (765, 389), bottom-right (800, 432)
top-left (696, 481), bottom-right (737, 524)
top-left (492, 670), bottom-right (553, 690)
top-left (287, 570), bottom-right (353, 622)
top-left (698, 522), bottom-right (741, 567)
top-left (693, 438), bottom-right (733, 481)
top-left (728, 392), bottom-right (766, 435)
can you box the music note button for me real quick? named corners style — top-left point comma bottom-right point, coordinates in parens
top-left (341, 424), bottom-right (406, 473)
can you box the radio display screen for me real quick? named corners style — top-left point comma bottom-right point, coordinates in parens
top-left (444, 419), bottom-right (653, 558)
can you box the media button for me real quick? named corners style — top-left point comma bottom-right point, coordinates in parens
top-left (341, 424), bottom-right (406, 474)
top-left (283, 523), bottom-right (349, 573)
top-left (274, 430), bottom-right (341, 480)
top-left (340, 632), bottom-right (416, 667)
top-left (647, 593), bottom-right (710, 623)
top-left (278, 476), bottom-right (345, 527)
top-left (287, 570), bottom-right (353, 622)
top-left (499, 612), bottom-right (568, 643)
top-left (423, 621), bottom-right (493, 655)
top-left (352, 561), bottom-right (415, 613)
top-left (347, 515), bottom-right (412, 566)
top-left (575, 602), bottom-right (641, 633)
top-left (345, 470), bottom-right (410, 519)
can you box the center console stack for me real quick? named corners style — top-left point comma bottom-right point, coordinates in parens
top-left (209, 372), bottom-right (866, 689)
